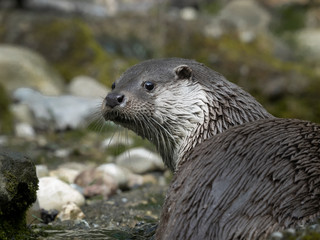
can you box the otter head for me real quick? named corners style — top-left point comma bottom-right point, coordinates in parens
top-left (102, 58), bottom-right (272, 171)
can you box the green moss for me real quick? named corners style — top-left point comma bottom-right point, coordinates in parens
top-left (0, 83), bottom-right (13, 134)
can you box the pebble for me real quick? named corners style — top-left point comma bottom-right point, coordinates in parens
top-left (56, 202), bottom-right (85, 221)
top-left (36, 165), bottom-right (49, 178)
top-left (37, 177), bottom-right (85, 211)
top-left (49, 167), bottom-right (80, 184)
top-left (270, 231), bottom-right (283, 240)
top-left (15, 122), bottom-right (35, 138)
top-left (115, 147), bottom-right (165, 174)
top-left (74, 168), bottom-right (118, 199)
top-left (96, 163), bottom-right (130, 188)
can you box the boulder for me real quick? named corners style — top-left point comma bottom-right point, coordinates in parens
top-left (0, 45), bottom-right (64, 95)
top-left (0, 150), bottom-right (38, 239)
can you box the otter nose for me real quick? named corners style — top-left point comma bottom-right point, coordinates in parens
top-left (105, 92), bottom-right (125, 108)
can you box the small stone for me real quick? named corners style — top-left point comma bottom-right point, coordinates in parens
top-left (15, 122), bottom-right (35, 138)
top-left (56, 202), bottom-right (85, 221)
top-left (180, 7), bottom-right (197, 21)
top-left (36, 165), bottom-right (49, 178)
top-left (49, 168), bottom-right (80, 184)
top-left (116, 147), bottom-right (165, 174)
top-left (270, 231), bottom-right (283, 240)
top-left (37, 177), bottom-right (85, 211)
top-left (74, 168), bottom-right (118, 199)
top-left (97, 163), bottom-right (130, 188)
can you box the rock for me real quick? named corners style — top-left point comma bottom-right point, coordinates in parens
top-left (56, 202), bottom-right (85, 221)
top-left (0, 150), bottom-right (38, 239)
top-left (180, 7), bottom-right (197, 21)
top-left (10, 103), bottom-right (33, 125)
top-left (295, 29), bottom-right (320, 61)
top-left (69, 75), bottom-right (109, 99)
top-left (74, 168), bottom-right (118, 199)
top-left (0, 45), bottom-right (64, 95)
top-left (115, 147), bottom-right (165, 174)
top-left (97, 163), bottom-right (131, 188)
top-left (270, 231), bottom-right (283, 240)
top-left (49, 168), bottom-right (80, 184)
top-left (12, 88), bottom-right (101, 131)
top-left (14, 122), bottom-right (35, 139)
top-left (37, 177), bottom-right (85, 211)
top-left (205, 0), bottom-right (270, 42)
top-left (36, 165), bottom-right (49, 178)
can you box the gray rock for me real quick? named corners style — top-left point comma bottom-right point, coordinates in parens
top-left (12, 88), bottom-right (101, 131)
top-left (68, 75), bottom-right (109, 99)
top-left (0, 45), bottom-right (64, 95)
top-left (115, 147), bottom-right (165, 174)
top-left (0, 150), bottom-right (38, 237)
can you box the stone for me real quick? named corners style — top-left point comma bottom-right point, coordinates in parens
top-left (37, 177), bottom-right (85, 211)
top-left (115, 147), bottom-right (165, 174)
top-left (68, 75), bottom-right (109, 99)
top-left (36, 165), bottom-right (49, 178)
top-left (12, 88), bottom-right (101, 131)
top-left (0, 45), bottom-right (64, 95)
top-left (14, 122), bottom-right (35, 139)
top-left (97, 163), bottom-right (131, 188)
top-left (74, 168), bottom-right (118, 199)
top-left (56, 202), bottom-right (85, 221)
top-left (49, 168), bottom-right (80, 184)
top-left (0, 150), bottom-right (38, 238)
top-left (295, 29), bottom-right (320, 61)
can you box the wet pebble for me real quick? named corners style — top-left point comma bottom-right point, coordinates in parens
top-left (56, 202), bottom-right (85, 221)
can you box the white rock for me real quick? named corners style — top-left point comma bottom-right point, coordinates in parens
top-left (10, 104), bottom-right (33, 125)
top-left (180, 7), bottom-right (197, 21)
top-left (97, 163), bottom-right (130, 187)
top-left (37, 177), bottom-right (85, 211)
top-left (14, 122), bottom-right (35, 138)
top-left (49, 168), bottom-right (81, 184)
top-left (270, 231), bottom-right (283, 240)
top-left (56, 202), bottom-right (85, 221)
top-left (68, 75), bottom-right (109, 99)
top-left (36, 165), bottom-right (49, 178)
top-left (115, 147), bottom-right (165, 174)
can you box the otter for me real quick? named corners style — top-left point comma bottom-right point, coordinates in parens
top-left (101, 58), bottom-right (320, 239)
top-left (155, 118), bottom-right (320, 240)
top-left (102, 58), bottom-right (272, 171)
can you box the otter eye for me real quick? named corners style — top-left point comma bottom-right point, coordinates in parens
top-left (144, 81), bottom-right (154, 91)
top-left (111, 82), bottom-right (115, 90)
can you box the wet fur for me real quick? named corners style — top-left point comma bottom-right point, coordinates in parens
top-left (102, 58), bottom-right (272, 171)
top-left (155, 118), bottom-right (320, 240)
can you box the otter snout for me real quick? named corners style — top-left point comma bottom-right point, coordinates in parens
top-left (104, 92), bottom-right (125, 108)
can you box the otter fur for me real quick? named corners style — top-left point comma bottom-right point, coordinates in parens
top-left (155, 118), bottom-right (320, 240)
top-left (102, 58), bottom-right (272, 171)
top-left (101, 58), bottom-right (320, 239)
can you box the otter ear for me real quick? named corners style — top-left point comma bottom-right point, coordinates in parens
top-left (174, 65), bottom-right (193, 80)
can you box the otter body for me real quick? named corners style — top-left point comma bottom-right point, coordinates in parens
top-left (156, 118), bottom-right (320, 240)
top-left (101, 58), bottom-right (319, 239)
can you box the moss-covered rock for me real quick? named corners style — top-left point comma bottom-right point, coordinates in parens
top-left (0, 150), bottom-right (38, 239)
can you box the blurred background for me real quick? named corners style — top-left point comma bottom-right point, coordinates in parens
top-left (0, 0), bottom-right (320, 238)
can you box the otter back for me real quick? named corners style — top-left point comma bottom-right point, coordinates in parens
top-left (156, 118), bottom-right (320, 240)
